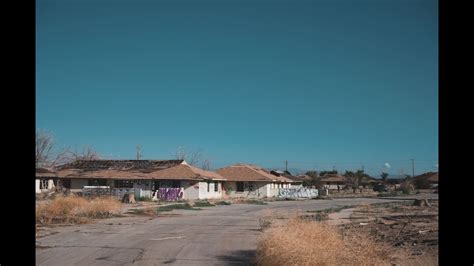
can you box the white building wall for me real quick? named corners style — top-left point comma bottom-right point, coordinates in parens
top-left (324, 184), bottom-right (344, 190)
top-left (132, 180), bottom-right (154, 198)
top-left (36, 179), bottom-right (56, 194)
top-left (267, 183), bottom-right (280, 197)
top-left (182, 181), bottom-right (200, 200)
top-left (48, 180), bottom-right (55, 190)
top-left (198, 181), bottom-right (223, 199)
top-left (291, 183), bottom-right (303, 189)
top-left (36, 179), bottom-right (41, 193)
top-left (223, 181), bottom-right (270, 198)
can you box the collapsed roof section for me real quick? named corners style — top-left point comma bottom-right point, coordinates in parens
top-left (50, 159), bottom-right (225, 181)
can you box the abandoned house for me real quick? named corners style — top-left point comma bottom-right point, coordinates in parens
top-left (216, 164), bottom-right (294, 198)
top-left (54, 159), bottom-right (226, 200)
top-left (425, 172), bottom-right (439, 188)
top-left (36, 167), bottom-right (59, 193)
top-left (414, 172), bottom-right (439, 188)
top-left (270, 170), bottom-right (304, 188)
top-left (319, 174), bottom-right (348, 190)
top-left (359, 176), bottom-right (378, 188)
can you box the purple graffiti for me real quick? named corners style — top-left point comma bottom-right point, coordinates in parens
top-left (155, 188), bottom-right (183, 201)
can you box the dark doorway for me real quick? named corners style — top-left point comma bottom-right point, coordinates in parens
top-left (62, 179), bottom-right (71, 189)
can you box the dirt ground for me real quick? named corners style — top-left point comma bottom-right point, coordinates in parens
top-left (336, 200), bottom-right (438, 265)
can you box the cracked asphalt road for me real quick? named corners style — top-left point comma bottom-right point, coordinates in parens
top-left (36, 194), bottom-right (437, 265)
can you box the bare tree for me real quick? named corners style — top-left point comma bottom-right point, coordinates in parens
top-left (136, 145), bottom-right (143, 160)
top-left (201, 159), bottom-right (211, 170)
top-left (70, 145), bottom-right (101, 161)
top-left (49, 147), bottom-right (74, 167)
top-left (36, 130), bottom-right (101, 168)
top-left (175, 146), bottom-right (207, 167)
top-left (36, 131), bottom-right (54, 167)
top-left (36, 131), bottom-right (72, 167)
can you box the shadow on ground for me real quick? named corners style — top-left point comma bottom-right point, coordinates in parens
top-left (216, 250), bottom-right (256, 265)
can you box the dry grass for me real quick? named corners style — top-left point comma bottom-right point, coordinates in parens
top-left (257, 218), bottom-right (394, 266)
top-left (36, 195), bottom-right (122, 225)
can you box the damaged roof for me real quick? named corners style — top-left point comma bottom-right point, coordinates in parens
top-left (143, 163), bottom-right (226, 181)
top-left (56, 169), bottom-right (149, 180)
top-left (36, 167), bottom-right (58, 178)
top-left (414, 172), bottom-right (439, 183)
top-left (319, 174), bottom-right (348, 183)
top-left (54, 160), bottom-right (225, 181)
top-left (216, 164), bottom-right (293, 182)
top-left (270, 170), bottom-right (303, 183)
top-left (56, 159), bottom-right (184, 171)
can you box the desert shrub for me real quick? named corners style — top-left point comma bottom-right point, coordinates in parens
top-left (259, 218), bottom-right (272, 231)
top-left (398, 181), bottom-right (415, 194)
top-left (257, 218), bottom-right (392, 266)
top-left (36, 195), bottom-right (121, 225)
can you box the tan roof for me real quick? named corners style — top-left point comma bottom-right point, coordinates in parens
top-left (216, 164), bottom-right (293, 182)
top-left (414, 172), bottom-right (439, 183)
top-left (36, 167), bottom-right (58, 178)
top-left (426, 173), bottom-right (438, 182)
top-left (57, 159), bottom-right (184, 171)
top-left (56, 169), bottom-right (149, 180)
top-left (143, 164), bottom-right (226, 181)
top-left (56, 163), bottom-right (225, 181)
top-left (360, 176), bottom-right (377, 183)
top-left (297, 175), bottom-right (313, 181)
top-left (320, 174), bottom-right (348, 183)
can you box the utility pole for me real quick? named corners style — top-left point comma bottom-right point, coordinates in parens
top-left (332, 165), bottom-right (336, 172)
top-left (361, 165), bottom-right (364, 172)
top-left (136, 145), bottom-right (142, 160)
top-left (285, 160), bottom-right (288, 172)
top-left (411, 159), bottom-right (415, 177)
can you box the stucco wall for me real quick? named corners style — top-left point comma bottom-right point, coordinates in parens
top-left (223, 181), bottom-right (270, 198)
top-left (36, 179), bottom-right (56, 193)
top-left (36, 179), bottom-right (41, 193)
top-left (267, 183), bottom-right (280, 197)
top-left (182, 181), bottom-right (200, 200)
top-left (288, 183), bottom-right (303, 189)
top-left (198, 181), bottom-right (223, 199)
top-left (324, 184), bottom-right (344, 190)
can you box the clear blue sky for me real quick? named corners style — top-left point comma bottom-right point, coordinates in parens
top-left (36, 0), bottom-right (438, 176)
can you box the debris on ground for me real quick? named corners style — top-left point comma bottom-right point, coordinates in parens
top-left (337, 200), bottom-right (438, 264)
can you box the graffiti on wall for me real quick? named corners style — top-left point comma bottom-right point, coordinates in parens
top-left (153, 188), bottom-right (184, 201)
top-left (277, 187), bottom-right (319, 198)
